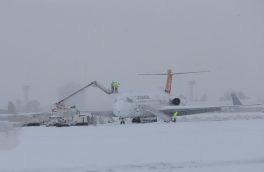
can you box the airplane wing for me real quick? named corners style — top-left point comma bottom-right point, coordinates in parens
top-left (82, 105), bottom-right (227, 119)
top-left (80, 104), bottom-right (232, 122)
top-left (156, 105), bottom-right (224, 116)
top-left (133, 104), bottom-right (226, 122)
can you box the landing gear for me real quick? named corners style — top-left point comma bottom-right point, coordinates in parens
top-left (119, 117), bottom-right (125, 124)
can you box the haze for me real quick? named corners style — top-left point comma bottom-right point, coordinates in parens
top-left (0, 0), bottom-right (263, 111)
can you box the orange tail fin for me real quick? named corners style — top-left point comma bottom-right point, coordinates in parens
top-left (138, 69), bottom-right (208, 95)
top-left (165, 69), bottom-right (173, 94)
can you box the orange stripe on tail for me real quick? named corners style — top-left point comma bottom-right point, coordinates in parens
top-left (165, 69), bottom-right (173, 94)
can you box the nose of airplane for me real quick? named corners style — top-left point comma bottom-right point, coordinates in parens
top-left (113, 97), bottom-right (137, 118)
top-left (113, 101), bottom-right (121, 116)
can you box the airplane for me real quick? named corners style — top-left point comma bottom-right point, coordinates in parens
top-left (55, 69), bottom-right (233, 124)
top-left (229, 93), bottom-right (264, 113)
top-left (111, 69), bottom-right (225, 123)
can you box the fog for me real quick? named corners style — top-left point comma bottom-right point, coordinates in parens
top-left (0, 122), bottom-right (20, 150)
top-left (0, 0), bottom-right (263, 111)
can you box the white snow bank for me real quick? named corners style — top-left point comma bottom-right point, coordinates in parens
top-left (0, 121), bottom-right (20, 150)
top-left (0, 113), bottom-right (263, 171)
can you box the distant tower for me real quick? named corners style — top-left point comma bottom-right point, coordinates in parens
top-left (188, 80), bottom-right (196, 101)
top-left (23, 85), bottom-right (30, 106)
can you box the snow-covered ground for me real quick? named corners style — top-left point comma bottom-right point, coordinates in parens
top-left (0, 121), bottom-right (21, 151)
top-left (0, 112), bottom-right (264, 172)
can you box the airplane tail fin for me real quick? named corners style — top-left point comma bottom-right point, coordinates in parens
top-left (231, 93), bottom-right (243, 106)
top-left (138, 69), bottom-right (209, 95)
top-left (165, 69), bottom-right (173, 94)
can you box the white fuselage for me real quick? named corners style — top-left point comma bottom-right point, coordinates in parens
top-left (113, 93), bottom-right (171, 118)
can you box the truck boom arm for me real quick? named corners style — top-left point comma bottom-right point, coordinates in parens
top-left (55, 81), bottom-right (119, 106)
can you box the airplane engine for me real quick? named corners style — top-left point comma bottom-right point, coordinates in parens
top-left (170, 98), bottom-right (181, 106)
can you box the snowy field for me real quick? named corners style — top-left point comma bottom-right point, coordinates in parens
top-left (0, 112), bottom-right (264, 172)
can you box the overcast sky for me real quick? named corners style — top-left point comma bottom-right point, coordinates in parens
top-left (0, 0), bottom-right (263, 110)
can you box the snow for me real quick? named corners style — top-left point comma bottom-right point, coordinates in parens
top-left (0, 112), bottom-right (264, 172)
top-left (0, 122), bottom-right (20, 151)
